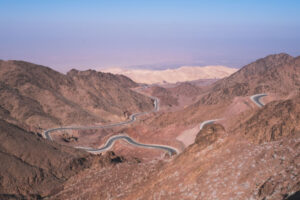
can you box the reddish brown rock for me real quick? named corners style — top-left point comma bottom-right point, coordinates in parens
top-left (242, 95), bottom-right (300, 143)
top-left (200, 53), bottom-right (300, 104)
top-left (0, 60), bottom-right (153, 132)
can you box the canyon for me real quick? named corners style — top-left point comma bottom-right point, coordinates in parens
top-left (0, 53), bottom-right (299, 199)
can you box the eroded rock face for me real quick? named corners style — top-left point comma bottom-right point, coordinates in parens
top-left (242, 95), bottom-right (300, 143)
top-left (61, 133), bottom-right (78, 143)
top-left (255, 146), bottom-right (300, 199)
top-left (100, 151), bottom-right (126, 166)
top-left (195, 123), bottom-right (225, 147)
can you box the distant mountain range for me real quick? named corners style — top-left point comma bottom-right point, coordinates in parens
top-left (102, 65), bottom-right (238, 84)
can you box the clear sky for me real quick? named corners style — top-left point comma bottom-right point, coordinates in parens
top-left (1, 0), bottom-right (300, 72)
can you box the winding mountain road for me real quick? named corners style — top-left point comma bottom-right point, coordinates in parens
top-left (43, 95), bottom-right (177, 155)
top-left (44, 90), bottom-right (267, 156)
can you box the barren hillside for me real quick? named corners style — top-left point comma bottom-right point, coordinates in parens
top-left (1, 54), bottom-right (299, 200)
top-left (0, 60), bottom-right (153, 132)
top-left (0, 119), bottom-right (96, 199)
top-left (122, 121), bottom-right (299, 200)
top-left (200, 53), bottom-right (300, 104)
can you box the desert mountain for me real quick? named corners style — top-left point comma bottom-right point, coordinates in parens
top-left (0, 54), bottom-right (299, 200)
top-left (146, 53), bottom-right (300, 130)
top-left (102, 65), bottom-right (237, 84)
top-left (122, 119), bottom-right (299, 200)
top-left (151, 86), bottom-right (179, 107)
top-left (0, 119), bottom-right (95, 199)
top-left (0, 60), bottom-right (153, 132)
top-left (150, 82), bottom-right (203, 109)
top-left (240, 95), bottom-right (300, 143)
top-left (126, 97), bottom-right (300, 200)
top-left (0, 118), bottom-right (129, 199)
top-left (169, 82), bottom-right (202, 97)
top-left (48, 53), bottom-right (300, 200)
top-left (0, 60), bottom-right (156, 199)
top-left (200, 53), bottom-right (300, 104)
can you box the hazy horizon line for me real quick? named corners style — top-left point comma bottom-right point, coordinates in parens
top-left (2, 51), bottom-right (299, 73)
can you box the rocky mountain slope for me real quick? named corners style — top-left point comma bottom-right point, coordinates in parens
top-left (0, 60), bottom-right (155, 199)
top-left (151, 86), bottom-right (179, 107)
top-left (169, 82), bottom-right (202, 97)
top-left (122, 120), bottom-right (299, 200)
top-left (0, 60), bottom-right (153, 132)
top-left (117, 54), bottom-right (300, 200)
top-left (200, 53), bottom-right (300, 104)
top-left (150, 82), bottom-right (202, 109)
top-left (0, 119), bottom-right (96, 199)
top-left (240, 95), bottom-right (300, 143)
top-left (46, 53), bottom-right (299, 200)
top-left (146, 53), bottom-right (300, 129)
top-left (1, 54), bottom-right (299, 200)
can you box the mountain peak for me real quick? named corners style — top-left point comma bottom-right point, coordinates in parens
top-left (255, 53), bottom-right (294, 68)
top-left (265, 52), bottom-right (292, 58)
top-left (199, 53), bottom-right (300, 104)
top-left (67, 68), bottom-right (98, 76)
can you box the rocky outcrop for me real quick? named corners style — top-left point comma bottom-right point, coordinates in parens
top-left (99, 151), bottom-right (125, 166)
top-left (195, 123), bottom-right (225, 146)
top-left (242, 95), bottom-right (300, 143)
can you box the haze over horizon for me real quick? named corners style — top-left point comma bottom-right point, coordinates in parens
top-left (1, 1), bottom-right (300, 199)
top-left (1, 0), bottom-right (300, 72)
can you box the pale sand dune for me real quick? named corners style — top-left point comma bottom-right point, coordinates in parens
top-left (101, 65), bottom-right (238, 84)
top-left (176, 125), bottom-right (201, 147)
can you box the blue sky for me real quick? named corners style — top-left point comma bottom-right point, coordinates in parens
top-left (0, 0), bottom-right (300, 71)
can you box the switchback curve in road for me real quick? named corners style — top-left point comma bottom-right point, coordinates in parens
top-left (199, 119), bottom-right (219, 130)
top-left (77, 134), bottom-right (178, 155)
top-left (250, 94), bottom-right (267, 108)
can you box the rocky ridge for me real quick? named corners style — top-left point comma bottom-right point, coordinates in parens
top-left (0, 60), bottom-right (153, 132)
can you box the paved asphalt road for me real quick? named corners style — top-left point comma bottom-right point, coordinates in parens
top-left (199, 119), bottom-right (218, 130)
top-left (250, 94), bottom-right (267, 108)
top-left (77, 134), bottom-right (178, 155)
top-left (43, 95), bottom-right (177, 155)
